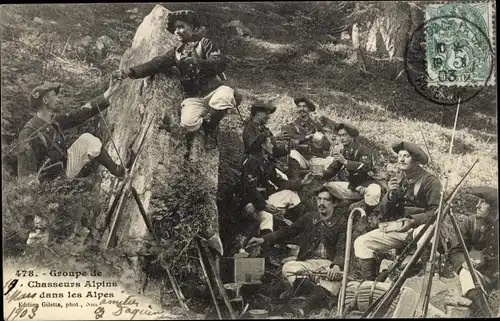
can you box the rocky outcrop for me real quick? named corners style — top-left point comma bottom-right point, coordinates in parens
top-left (222, 20), bottom-right (253, 37)
top-left (97, 4), bottom-right (220, 267)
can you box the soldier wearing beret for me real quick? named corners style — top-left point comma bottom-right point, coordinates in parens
top-left (113, 10), bottom-right (240, 148)
top-left (242, 101), bottom-right (289, 158)
top-left (282, 95), bottom-right (334, 180)
top-left (18, 77), bottom-right (123, 246)
top-left (241, 135), bottom-right (313, 266)
top-left (354, 140), bottom-right (442, 280)
top-left (448, 186), bottom-right (498, 316)
top-left (320, 123), bottom-right (383, 212)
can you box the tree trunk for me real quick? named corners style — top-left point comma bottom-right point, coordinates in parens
top-left (96, 5), bottom-right (220, 270)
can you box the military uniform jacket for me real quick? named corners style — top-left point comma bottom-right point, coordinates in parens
top-left (17, 95), bottom-right (109, 179)
top-left (379, 167), bottom-right (442, 226)
top-left (242, 153), bottom-right (302, 212)
top-left (128, 35), bottom-right (226, 98)
top-left (242, 119), bottom-right (288, 158)
top-left (262, 210), bottom-right (347, 267)
top-left (448, 215), bottom-right (499, 278)
top-left (323, 141), bottom-right (374, 189)
top-left (283, 117), bottom-right (331, 159)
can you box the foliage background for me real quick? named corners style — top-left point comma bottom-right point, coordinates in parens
top-left (1, 2), bottom-right (497, 316)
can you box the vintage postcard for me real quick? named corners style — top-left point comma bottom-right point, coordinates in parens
top-left (2, 2), bottom-right (497, 320)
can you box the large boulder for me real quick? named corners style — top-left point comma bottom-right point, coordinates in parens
top-left (222, 20), bottom-right (253, 37)
top-left (97, 4), bottom-right (220, 273)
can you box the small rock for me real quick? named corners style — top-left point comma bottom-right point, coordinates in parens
top-left (130, 14), bottom-right (136, 20)
top-left (79, 35), bottom-right (92, 48)
top-left (341, 31), bottom-right (350, 40)
top-left (75, 23), bottom-right (82, 27)
top-left (222, 20), bottom-right (252, 37)
top-left (126, 8), bottom-right (138, 14)
top-left (33, 17), bottom-right (43, 24)
top-left (135, 19), bottom-right (142, 24)
top-left (96, 35), bottom-right (114, 49)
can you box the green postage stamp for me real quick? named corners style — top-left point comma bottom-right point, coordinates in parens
top-left (425, 1), bottom-right (495, 87)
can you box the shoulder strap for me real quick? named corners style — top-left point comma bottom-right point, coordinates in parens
top-left (413, 176), bottom-right (424, 198)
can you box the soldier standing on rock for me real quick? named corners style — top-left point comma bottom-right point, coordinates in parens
top-left (448, 186), bottom-right (499, 317)
top-left (17, 76), bottom-right (124, 247)
top-left (113, 10), bottom-right (240, 149)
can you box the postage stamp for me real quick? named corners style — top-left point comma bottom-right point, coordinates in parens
top-left (425, 2), bottom-right (495, 87)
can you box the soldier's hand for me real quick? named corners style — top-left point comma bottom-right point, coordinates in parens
top-left (396, 218), bottom-right (415, 233)
top-left (462, 259), bottom-right (481, 270)
top-left (327, 265), bottom-right (342, 281)
top-left (265, 203), bottom-right (281, 214)
top-left (112, 69), bottom-right (129, 80)
top-left (246, 237), bottom-right (265, 248)
top-left (332, 152), bottom-right (346, 165)
top-left (301, 172), bottom-right (314, 185)
top-left (388, 177), bottom-right (400, 192)
top-left (104, 75), bottom-right (122, 100)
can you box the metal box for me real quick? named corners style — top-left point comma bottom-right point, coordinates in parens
top-left (220, 257), bottom-right (265, 284)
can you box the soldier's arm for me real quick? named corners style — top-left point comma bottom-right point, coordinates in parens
top-left (329, 219), bottom-right (348, 269)
top-left (323, 161), bottom-right (342, 180)
top-left (243, 125), bottom-right (271, 153)
top-left (272, 169), bottom-right (302, 192)
top-left (409, 176), bottom-right (442, 226)
top-left (127, 48), bottom-right (177, 79)
top-left (198, 38), bottom-right (227, 76)
top-left (54, 95), bottom-right (110, 130)
top-left (448, 216), bottom-right (473, 273)
top-left (242, 160), bottom-right (268, 212)
top-left (17, 128), bottom-right (40, 179)
top-left (344, 145), bottom-right (374, 173)
top-left (262, 213), bottom-right (309, 246)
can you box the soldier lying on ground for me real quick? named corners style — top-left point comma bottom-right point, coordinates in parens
top-left (242, 136), bottom-right (313, 267)
top-left (17, 77), bottom-right (123, 246)
top-left (247, 187), bottom-right (347, 316)
top-left (321, 123), bottom-right (383, 213)
top-left (353, 140), bottom-right (445, 280)
top-left (282, 95), bottom-right (334, 180)
top-left (448, 186), bottom-right (499, 317)
top-left (113, 10), bottom-right (241, 149)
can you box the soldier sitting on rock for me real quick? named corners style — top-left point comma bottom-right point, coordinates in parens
top-left (320, 123), bottom-right (383, 214)
top-left (247, 187), bottom-right (347, 316)
top-left (282, 95), bottom-right (334, 180)
top-left (113, 10), bottom-right (241, 149)
top-left (448, 186), bottom-right (499, 317)
top-left (242, 135), bottom-right (313, 267)
top-left (17, 77), bottom-right (123, 246)
top-left (353, 140), bottom-right (443, 280)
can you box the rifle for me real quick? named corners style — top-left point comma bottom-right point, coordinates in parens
top-left (361, 157), bottom-right (479, 318)
top-left (376, 157), bottom-right (478, 282)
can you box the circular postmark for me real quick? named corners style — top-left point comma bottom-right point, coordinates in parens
top-left (404, 15), bottom-right (495, 106)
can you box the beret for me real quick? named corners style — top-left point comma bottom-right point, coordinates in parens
top-left (335, 123), bottom-right (359, 137)
top-left (391, 140), bottom-right (429, 165)
top-left (294, 95), bottom-right (316, 112)
top-left (467, 186), bottom-right (498, 207)
top-left (30, 82), bottom-right (62, 108)
top-left (166, 10), bottom-right (199, 34)
top-left (251, 101), bottom-right (276, 115)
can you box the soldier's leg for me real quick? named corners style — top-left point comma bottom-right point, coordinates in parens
top-left (354, 228), bottom-right (410, 280)
top-left (204, 85), bottom-right (237, 133)
top-left (413, 224), bottom-right (433, 264)
top-left (362, 183), bottom-right (382, 207)
top-left (289, 150), bottom-right (308, 180)
top-left (459, 267), bottom-right (491, 316)
top-left (323, 181), bottom-right (364, 202)
top-left (67, 133), bottom-right (124, 178)
top-left (267, 190), bottom-right (301, 209)
top-left (180, 97), bottom-right (208, 132)
top-left (309, 156), bottom-right (335, 169)
top-left (282, 260), bottom-right (317, 285)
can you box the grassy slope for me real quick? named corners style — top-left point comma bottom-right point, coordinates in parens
top-left (1, 2), bottom-right (497, 317)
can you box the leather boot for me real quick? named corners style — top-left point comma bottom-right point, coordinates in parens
top-left (359, 258), bottom-right (377, 281)
top-left (288, 159), bottom-right (302, 180)
top-left (466, 288), bottom-right (491, 317)
top-left (202, 109), bottom-right (227, 149)
top-left (95, 147), bottom-right (125, 177)
top-left (260, 229), bottom-right (281, 268)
